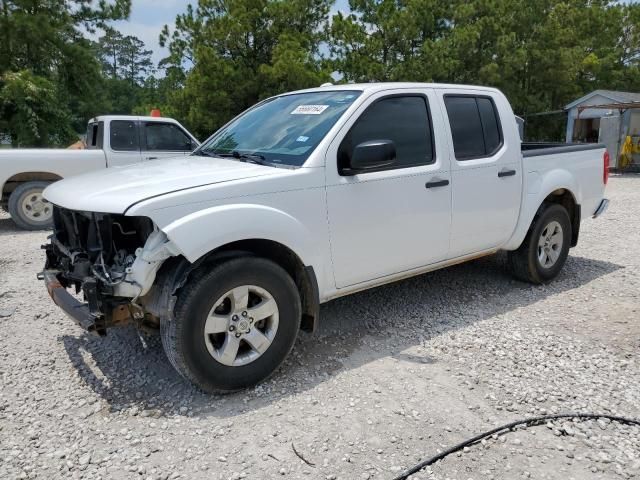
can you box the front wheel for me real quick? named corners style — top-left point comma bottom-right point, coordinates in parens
top-left (8, 181), bottom-right (53, 230)
top-left (508, 203), bottom-right (572, 284)
top-left (161, 257), bottom-right (301, 393)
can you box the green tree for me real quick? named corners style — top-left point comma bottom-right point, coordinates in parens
top-left (160, 0), bottom-right (333, 139)
top-left (0, 71), bottom-right (75, 146)
top-left (328, 0), bottom-right (454, 82)
top-left (444, 0), bottom-right (640, 139)
top-left (0, 0), bottom-right (131, 146)
top-left (133, 65), bottom-right (189, 120)
top-left (328, 0), bottom-right (640, 141)
top-left (119, 35), bottom-right (154, 86)
top-left (97, 27), bottom-right (127, 79)
top-left (96, 28), bottom-right (156, 115)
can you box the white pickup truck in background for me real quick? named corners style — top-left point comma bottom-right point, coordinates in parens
top-left (0, 115), bottom-right (199, 230)
top-left (40, 83), bottom-right (609, 393)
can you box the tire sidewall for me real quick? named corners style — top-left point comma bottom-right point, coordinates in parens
top-left (528, 204), bottom-right (571, 282)
top-left (173, 258), bottom-right (301, 392)
top-left (8, 181), bottom-right (53, 230)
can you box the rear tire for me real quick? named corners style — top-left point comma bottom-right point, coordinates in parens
top-left (8, 181), bottom-right (53, 230)
top-left (161, 257), bottom-right (301, 393)
top-left (508, 203), bottom-right (572, 284)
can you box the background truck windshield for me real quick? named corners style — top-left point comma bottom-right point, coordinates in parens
top-left (198, 90), bottom-right (362, 167)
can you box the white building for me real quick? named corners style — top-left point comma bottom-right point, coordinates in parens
top-left (565, 90), bottom-right (640, 168)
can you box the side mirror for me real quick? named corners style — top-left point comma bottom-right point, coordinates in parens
top-left (344, 139), bottom-right (396, 175)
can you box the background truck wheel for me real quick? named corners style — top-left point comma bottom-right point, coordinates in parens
top-left (161, 256), bottom-right (301, 393)
top-left (8, 181), bottom-right (54, 230)
top-left (508, 203), bottom-right (572, 284)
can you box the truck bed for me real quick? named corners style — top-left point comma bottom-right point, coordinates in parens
top-left (517, 141), bottom-right (607, 233)
top-left (522, 142), bottom-right (606, 157)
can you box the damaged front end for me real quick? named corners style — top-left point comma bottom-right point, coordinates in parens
top-left (39, 206), bottom-right (179, 335)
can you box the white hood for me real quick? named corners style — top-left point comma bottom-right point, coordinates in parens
top-left (44, 155), bottom-right (278, 214)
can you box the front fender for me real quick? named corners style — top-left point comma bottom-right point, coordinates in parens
top-left (160, 203), bottom-right (319, 267)
top-left (504, 169), bottom-right (580, 250)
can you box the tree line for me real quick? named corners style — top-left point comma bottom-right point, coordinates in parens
top-left (1, 0), bottom-right (639, 146)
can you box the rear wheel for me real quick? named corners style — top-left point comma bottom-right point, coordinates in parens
top-left (161, 257), bottom-right (301, 393)
top-left (8, 181), bottom-right (53, 230)
top-left (508, 203), bottom-right (571, 284)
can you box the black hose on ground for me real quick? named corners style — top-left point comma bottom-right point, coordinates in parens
top-left (390, 413), bottom-right (640, 480)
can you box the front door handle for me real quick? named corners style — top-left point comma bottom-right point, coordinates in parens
top-left (498, 169), bottom-right (516, 178)
top-left (146, 156), bottom-right (158, 160)
top-left (425, 179), bottom-right (450, 189)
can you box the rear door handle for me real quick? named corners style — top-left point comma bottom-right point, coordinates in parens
top-left (498, 169), bottom-right (516, 178)
top-left (425, 179), bottom-right (450, 189)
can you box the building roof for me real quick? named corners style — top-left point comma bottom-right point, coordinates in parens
top-left (565, 90), bottom-right (640, 110)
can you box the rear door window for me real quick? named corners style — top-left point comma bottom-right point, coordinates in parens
top-left (143, 122), bottom-right (194, 151)
top-left (444, 95), bottom-right (503, 160)
top-left (110, 120), bottom-right (139, 152)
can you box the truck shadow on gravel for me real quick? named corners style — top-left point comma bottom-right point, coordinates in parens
top-left (60, 254), bottom-right (622, 418)
top-left (0, 214), bottom-right (50, 236)
top-left (0, 216), bottom-right (27, 236)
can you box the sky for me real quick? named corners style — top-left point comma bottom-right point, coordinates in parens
top-left (110, 0), bottom-right (352, 66)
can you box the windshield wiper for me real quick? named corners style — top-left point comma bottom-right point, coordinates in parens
top-left (193, 150), bottom-right (216, 157)
top-left (206, 150), bottom-right (275, 166)
top-left (197, 149), bottom-right (285, 168)
top-left (231, 151), bottom-right (269, 165)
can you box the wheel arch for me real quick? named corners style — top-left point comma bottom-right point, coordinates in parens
top-left (505, 182), bottom-right (580, 251)
top-left (539, 188), bottom-right (580, 247)
top-left (199, 239), bottom-right (320, 332)
top-left (149, 204), bottom-right (325, 331)
top-left (2, 172), bottom-right (63, 204)
top-left (156, 239), bottom-right (320, 333)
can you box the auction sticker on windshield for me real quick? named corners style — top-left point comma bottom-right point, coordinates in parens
top-left (291, 105), bottom-right (329, 115)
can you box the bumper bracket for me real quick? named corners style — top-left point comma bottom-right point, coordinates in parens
top-left (39, 270), bottom-right (105, 336)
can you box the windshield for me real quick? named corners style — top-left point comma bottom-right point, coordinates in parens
top-left (197, 90), bottom-right (362, 167)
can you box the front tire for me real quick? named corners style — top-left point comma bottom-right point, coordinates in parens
top-left (508, 203), bottom-right (572, 284)
top-left (8, 181), bottom-right (53, 230)
top-left (161, 257), bottom-right (301, 393)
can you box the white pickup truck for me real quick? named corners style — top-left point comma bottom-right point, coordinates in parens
top-left (0, 115), bottom-right (199, 230)
top-left (40, 83), bottom-right (609, 393)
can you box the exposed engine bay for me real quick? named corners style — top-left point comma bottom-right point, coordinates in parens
top-left (41, 206), bottom-right (179, 335)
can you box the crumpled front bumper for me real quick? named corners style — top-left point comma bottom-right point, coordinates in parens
top-left (38, 270), bottom-right (105, 336)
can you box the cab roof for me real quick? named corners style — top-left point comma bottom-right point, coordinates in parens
top-left (286, 82), bottom-right (502, 96)
top-left (88, 115), bottom-right (182, 124)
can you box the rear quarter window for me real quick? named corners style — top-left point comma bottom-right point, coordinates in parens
top-left (85, 122), bottom-right (104, 150)
top-left (477, 98), bottom-right (502, 154)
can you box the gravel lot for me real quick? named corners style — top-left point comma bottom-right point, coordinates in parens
top-left (1, 175), bottom-right (639, 480)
